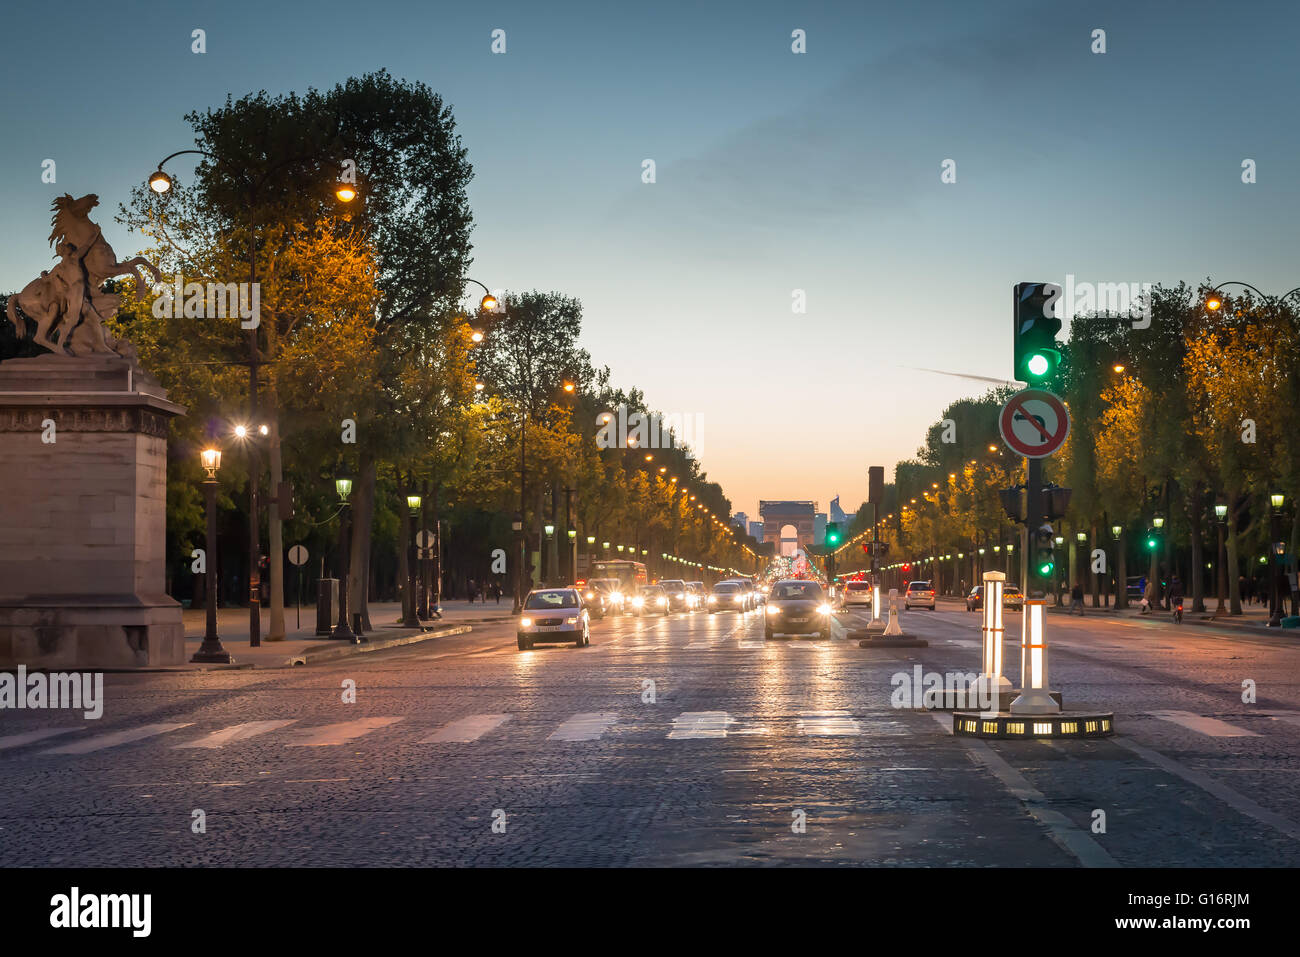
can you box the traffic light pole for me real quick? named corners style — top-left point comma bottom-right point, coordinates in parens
top-left (1026, 456), bottom-right (1044, 598)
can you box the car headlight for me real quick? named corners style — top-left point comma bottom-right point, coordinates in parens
top-left (817, 603), bottom-right (832, 615)
top-left (585, 591), bottom-right (595, 599)
top-left (632, 596), bottom-right (645, 607)
top-left (658, 597), bottom-right (667, 605)
top-left (766, 605), bottom-right (780, 616)
top-left (520, 617), bottom-right (533, 628)
top-left (565, 616), bottom-right (578, 624)
top-left (733, 596), bottom-right (742, 603)
top-left (611, 593), bottom-right (623, 604)
top-left (708, 595), bottom-right (717, 604)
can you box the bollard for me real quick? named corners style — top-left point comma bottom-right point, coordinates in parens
top-left (1011, 600), bottom-right (1058, 714)
top-left (882, 588), bottom-right (903, 636)
top-left (973, 571), bottom-right (1010, 707)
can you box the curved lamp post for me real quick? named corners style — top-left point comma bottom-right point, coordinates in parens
top-left (149, 149), bottom-right (356, 649)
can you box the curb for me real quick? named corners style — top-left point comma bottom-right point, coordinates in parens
top-left (288, 625), bottom-right (473, 666)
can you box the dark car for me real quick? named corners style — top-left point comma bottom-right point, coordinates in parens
top-left (707, 581), bottom-right (748, 614)
top-left (904, 580), bottom-right (936, 610)
top-left (581, 579), bottom-right (617, 619)
top-left (764, 579), bottom-right (833, 639)
top-left (966, 585), bottom-right (983, 611)
top-left (632, 584), bottom-right (669, 616)
top-left (658, 579), bottom-right (690, 612)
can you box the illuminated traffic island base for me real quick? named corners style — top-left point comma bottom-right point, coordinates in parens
top-left (854, 587), bottom-right (927, 647)
top-left (952, 598), bottom-right (1115, 739)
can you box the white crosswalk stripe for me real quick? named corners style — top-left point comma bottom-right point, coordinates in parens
top-left (549, 713), bottom-right (617, 741)
top-left (286, 717), bottom-right (402, 747)
top-left (0, 727), bottom-right (83, 751)
top-left (420, 713), bottom-right (511, 743)
top-left (174, 720), bottom-right (298, 749)
top-left (667, 711), bottom-right (734, 739)
top-left (797, 710), bottom-right (862, 736)
top-left (41, 722), bottom-right (193, 755)
top-left (1149, 711), bottom-right (1260, 737)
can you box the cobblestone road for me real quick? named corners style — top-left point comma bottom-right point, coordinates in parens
top-left (2, 602), bottom-right (1298, 866)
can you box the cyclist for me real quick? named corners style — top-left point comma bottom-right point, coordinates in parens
top-left (1167, 576), bottom-right (1184, 623)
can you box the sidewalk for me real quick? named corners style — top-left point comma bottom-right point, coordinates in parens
top-left (171, 601), bottom-right (472, 672)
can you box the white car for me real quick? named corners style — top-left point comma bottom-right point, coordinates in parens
top-left (841, 580), bottom-right (873, 608)
top-left (517, 588), bottom-right (590, 650)
top-left (904, 580), bottom-right (936, 610)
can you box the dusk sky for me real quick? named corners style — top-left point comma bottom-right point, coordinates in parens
top-left (3, 0), bottom-right (1297, 519)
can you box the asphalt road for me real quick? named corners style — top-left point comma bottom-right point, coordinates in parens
top-left (2, 600), bottom-right (1299, 866)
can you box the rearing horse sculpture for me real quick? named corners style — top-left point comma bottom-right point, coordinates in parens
top-left (6, 194), bottom-right (161, 356)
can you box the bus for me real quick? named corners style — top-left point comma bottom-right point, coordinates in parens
top-left (590, 560), bottom-right (648, 591)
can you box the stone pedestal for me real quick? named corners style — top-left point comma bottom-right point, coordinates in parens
top-left (0, 355), bottom-right (186, 669)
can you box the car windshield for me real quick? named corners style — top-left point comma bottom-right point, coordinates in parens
top-left (641, 586), bottom-right (664, 596)
top-left (1005, 586), bottom-right (1021, 594)
top-left (525, 590), bottom-right (578, 610)
top-left (846, 582), bottom-right (869, 591)
top-left (771, 582), bottom-right (825, 600)
top-left (908, 582), bottom-right (931, 590)
top-left (589, 580), bottom-right (616, 592)
top-left (713, 584), bottom-right (738, 594)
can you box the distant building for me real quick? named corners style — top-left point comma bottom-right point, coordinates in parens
top-left (829, 496), bottom-right (848, 524)
top-left (732, 511), bottom-right (749, 530)
top-left (748, 521), bottom-right (764, 541)
top-left (814, 513), bottom-right (827, 542)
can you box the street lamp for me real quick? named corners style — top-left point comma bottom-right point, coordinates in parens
top-left (1213, 502), bottom-right (1228, 617)
top-left (191, 448), bottom-right (232, 663)
top-left (403, 492), bottom-right (422, 627)
top-left (331, 474), bottom-right (360, 642)
top-left (511, 512), bottom-right (524, 613)
top-left (151, 148), bottom-right (360, 650)
top-left (1269, 493), bottom-right (1286, 627)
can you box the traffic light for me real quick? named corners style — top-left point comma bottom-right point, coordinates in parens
top-left (1033, 524), bottom-right (1056, 578)
top-left (1014, 282), bottom-right (1063, 383)
top-left (825, 522), bottom-right (841, 547)
top-left (1145, 529), bottom-right (1159, 551)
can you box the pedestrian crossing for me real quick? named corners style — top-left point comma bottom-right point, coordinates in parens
top-left (4, 708), bottom-right (1297, 758)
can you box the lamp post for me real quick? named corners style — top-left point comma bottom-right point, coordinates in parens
top-left (1213, 502), bottom-right (1228, 618)
top-left (191, 448), bottom-right (232, 663)
top-left (149, 150), bottom-right (358, 651)
top-left (331, 476), bottom-right (360, 642)
top-left (1269, 493), bottom-right (1285, 628)
top-left (1151, 513), bottom-right (1165, 606)
top-left (511, 512), bottom-right (524, 613)
top-left (403, 492), bottom-right (422, 627)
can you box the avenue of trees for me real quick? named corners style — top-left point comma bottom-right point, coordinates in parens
top-left (839, 283), bottom-right (1300, 615)
top-left (1, 71), bottom-right (756, 632)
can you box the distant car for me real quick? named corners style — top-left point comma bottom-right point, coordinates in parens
top-left (904, 580), bottom-right (936, 610)
top-left (658, 579), bottom-right (690, 612)
top-left (765, 579), bottom-right (833, 639)
top-left (966, 585), bottom-right (983, 611)
top-left (841, 580), bottom-right (873, 608)
top-left (707, 581), bottom-right (749, 614)
top-left (685, 582), bottom-right (708, 610)
top-left (720, 578), bottom-right (757, 610)
top-left (586, 578), bottom-right (624, 616)
top-left (631, 584), bottom-right (669, 616)
top-left (1003, 584), bottom-right (1024, 609)
top-left (517, 588), bottom-right (590, 650)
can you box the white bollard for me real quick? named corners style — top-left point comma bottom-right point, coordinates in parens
top-left (1011, 600), bottom-right (1059, 714)
top-left (882, 587), bottom-right (903, 636)
top-left (972, 571), bottom-right (1011, 709)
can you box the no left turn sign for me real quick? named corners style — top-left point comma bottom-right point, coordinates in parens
top-left (999, 389), bottom-right (1070, 458)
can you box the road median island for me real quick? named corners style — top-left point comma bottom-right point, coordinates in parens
top-left (288, 624), bottom-right (473, 666)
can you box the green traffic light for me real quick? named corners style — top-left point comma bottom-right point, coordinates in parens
top-left (1037, 561), bottom-right (1054, 576)
top-left (1146, 537), bottom-right (1158, 550)
top-left (1027, 353), bottom-right (1050, 377)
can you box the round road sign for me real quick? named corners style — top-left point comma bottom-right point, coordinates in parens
top-left (288, 544), bottom-right (309, 566)
top-left (999, 389), bottom-right (1070, 458)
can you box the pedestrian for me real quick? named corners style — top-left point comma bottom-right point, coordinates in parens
top-left (1139, 578), bottom-right (1156, 614)
top-left (467, 578), bottom-right (477, 604)
top-left (492, 580), bottom-right (502, 604)
top-left (1070, 581), bottom-right (1085, 616)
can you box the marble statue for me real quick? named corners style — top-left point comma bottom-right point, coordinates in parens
top-left (6, 194), bottom-right (161, 358)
